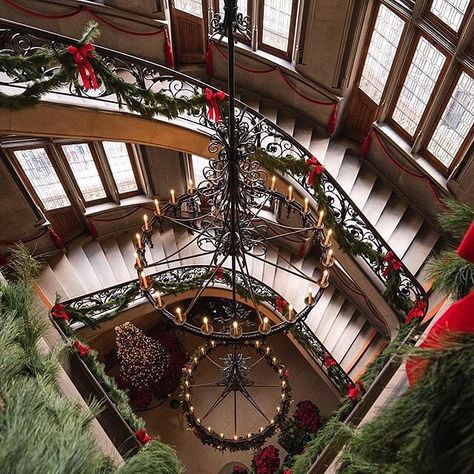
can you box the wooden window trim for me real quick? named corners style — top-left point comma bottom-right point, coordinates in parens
top-left (58, 142), bottom-right (111, 206)
top-left (386, 32), bottom-right (451, 143)
top-left (423, 0), bottom-right (474, 41)
top-left (420, 67), bottom-right (474, 175)
top-left (257, 0), bottom-right (298, 60)
top-left (356, 2), bottom-right (409, 108)
top-left (8, 145), bottom-right (73, 213)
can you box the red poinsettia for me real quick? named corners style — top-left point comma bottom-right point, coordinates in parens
top-left (275, 295), bottom-right (287, 313)
top-left (382, 251), bottom-right (402, 278)
top-left (283, 469), bottom-right (293, 474)
top-left (73, 339), bottom-right (91, 357)
top-left (232, 465), bottom-right (248, 474)
top-left (347, 380), bottom-right (365, 401)
top-left (405, 299), bottom-right (426, 324)
top-left (214, 266), bottom-right (224, 280)
top-left (294, 400), bottom-right (321, 433)
top-left (135, 429), bottom-right (153, 445)
top-left (323, 352), bottom-right (337, 368)
top-left (51, 303), bottom-right (69, 321)
top-left (252, 445), bottom-right (280, 474)
top-left (306, 156), bottom-right (324, 186)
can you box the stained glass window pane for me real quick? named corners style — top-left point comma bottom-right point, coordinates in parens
top-left (174, 0), bottom-right (202, 18)
top-left (359, 5), bottom-right (405, 104)
top-left (392, 37), bottom-right (446, 136)
top-left (430, 0), bottom-right (470, 31)
top-left (14, 148), bottom-right (70, 210)
top-left (62, 143), bottom-right (107, 202)
top-left (102, 142), bottom-right (138, 194)
top-left (262, 0), bottom-right (293, 52)
top-left (427, 72), bottom-right (474, 167)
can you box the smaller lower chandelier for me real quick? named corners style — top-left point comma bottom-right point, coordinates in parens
top-left (180, 340), bottom-right (292, 451)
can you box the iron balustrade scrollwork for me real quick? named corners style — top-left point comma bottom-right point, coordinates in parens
top-left (60, 264), bottom-right (351, 393)
top-left (0, 20), bottom-right (427, 320)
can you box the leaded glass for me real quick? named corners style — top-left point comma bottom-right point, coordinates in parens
top-left (427, 72), bottom-right (474, 167)
top-left (392, 37), bottom-right (446, 136)
top-left (359, 5), bottom-right (405, 104)
top-left (62, 143), bottom-right (107, 202)
top-left (175, 0), bottom-right (202, 18)
top-left (14, 148), bottom-right (70, 210)
top-left (102, 142), bottom-right (138, 194)
top-left (430, 0), bottom-right (470, 31)
top-left (262, 0), bottom-right (293, 52)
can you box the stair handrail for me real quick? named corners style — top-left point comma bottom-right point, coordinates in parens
top-left (0, 19), bottom-right (428, 322)
top-left (58, 264), bottom-right (353, 394)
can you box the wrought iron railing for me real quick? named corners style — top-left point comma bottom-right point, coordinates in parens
top-left (0, 20), bottom-right (427, 320)
top-left (62, 264), bottom-right (352, 394)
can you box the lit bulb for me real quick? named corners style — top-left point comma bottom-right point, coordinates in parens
top-left (323, 229), bottom-right (332, 246)
top-left (170, 189), bottom-right (176, 204)
top-left (317, 210), bottom-right (324, 227)
top-left (303, 197), bottom-right (309, 213)
top-left (143, 213), bottom-right (149, 230)
top-left (270, 175), bottom-right (276, 191)
top-left (135, 232), bottom-right (142, 249)
top-left (154, 198), bottom-right (161, 216)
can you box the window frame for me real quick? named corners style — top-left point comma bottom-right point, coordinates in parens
top-left (99, 141), bottom-right (143, 199)
top-left (420, 67), bottom-right (474, 174)
top-left (424, 0), bottom-right (473, 41)
top-left (356, 1), bottom-right (408, 107)
top-left (386, 32), bottom-right (451, 143)
top-left (9, 145), bottom-right (73, 213)
top-left (58, 141), bottom-right (112, 206)
top-left (257, 0), bottom-right (298, 60)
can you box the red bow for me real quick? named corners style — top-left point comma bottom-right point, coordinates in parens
top-left (67, 43), bottom-right (99, 91)
top-left (306, 156), bottom-right (324, 186)
top-left (323, 352), bottom-right (337, 368)
top-left (405, 299), bottom-right (426, 324)
top-left (284, 369), bottom-right (290, 378)
top-left (214, 266), bottom-right (224, 280)
top-left (275, 295), bottom-right (286, 313)
top-left (73, 339), bottom-right (91, 357)
top-left (51, 303), bottom-right (69, 321)
top-left (347, 380), bottom-right (364, 401)
top-left (204, 88), bottom-right (225, 122)
top-left (382, 251), bottom-right (402, 277)
top-left (135, 429), bottom-right (153, 445)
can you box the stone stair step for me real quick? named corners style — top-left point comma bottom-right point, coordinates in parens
top-left (258, 102), bottom-right (278, 124)
top-left (262, 246), bottom-right (278, 288)
top-left (148, 231), bottom-right (170, 271)
top-left (65, 243), bottom-right (102, 293)
top-left (116, 232), bottom-right (140, 279)
top-left (331, 310), bottom-right (366, 362)
top-left (101, 237), bottom-right (132, 283)
top-left (388, 209), bottom-right (425, 257)
top-left (375, 194), bottom-right (408, 241)
top-left (340, 322), bottom-right (376, 373)
top-left (323, 301), bottom-right (357, 353)
top-left (320, 139), bottom-right (347, 176)
top-left (316, 290), bottom-right (346, 340)
top-left (336, 151), bottom-right (363, 194)
top-left (37, 263), bottom-right (70, 304)
top-left (48, 253), bottom-right (85, 299)
top-left (161, 228), bottom-right (179, 266)
top-left (240, 94), bottom-right (260, 112)
top-left (362, 180), bottom-right (392, 225)
top-left (306, 285), bottom-right (335, 331)
top-left (276, 110), bottom-right (296, 136)
top-left (273, 248), bottom-right (292, 298)
top-left (292, 120), bottom-right (313, 150)
top-left (349, 333), bottom-right (386, 380)
top-left (402, 223), bottom-right (440, 275)
top-left (82, 240), bottom-right (117, 289)
top-left (348, 166), bottom-right (377, 210)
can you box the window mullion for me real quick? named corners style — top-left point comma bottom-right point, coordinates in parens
top-left (378, 21), bottom-right (418, 121)
top-left (92, 142), bottom-right (120, 204)
top-left (412, 58), bottom-right (460, 152)
top-left (48, 143), bottom-right (86, 214)
top-left (455, 4), bottom-right (474, 56)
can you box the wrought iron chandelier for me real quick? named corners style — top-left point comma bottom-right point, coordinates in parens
top-left (134, 0), bottom-right (334, 342)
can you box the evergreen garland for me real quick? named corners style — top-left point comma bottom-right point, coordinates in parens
top-left (438, 198), bottom-right (474, 238)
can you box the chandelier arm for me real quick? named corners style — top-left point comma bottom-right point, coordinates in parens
top-left (247, 354), bottom-right (266, 369)
top-left (182, 255), bottom-right (228, 318)
top-left (190, 382), bottom-right (225, 388)
top-left (144, 251), bottom-right (213, 269)
top-left (239, 385), bottom-right (271, 422)
top-left (201, 386), bottom-right (232, 422)
top-left (246, 384), bottom-right (281, 388)
top-left (262, 227), bottom-right (318, 241)
top-left (205, 355), bottom-right (224, 369)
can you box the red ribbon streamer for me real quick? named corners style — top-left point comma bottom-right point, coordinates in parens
top-left (3, 0), bottom-right (81, 19)
top-left (205, 88), bottom-right (225, 122)
top-left (206, 43), bottom-right (214, 77)
top-left (405, 299), bottom-right (426, 324)
top-left (86, 218), bottom-right (99, 239)
top-left (67, 43), bottom-right (99, 90)
top-left (326, 103), bottom-right (338, 135)
top-left (164, 28), bottom-right (175, 69)
top-left (49, 227), bottom-right (65, 250)
top-left (360, 129), bottom-right (373, 160)
top-left (306, 155), bottom-right (324, 186)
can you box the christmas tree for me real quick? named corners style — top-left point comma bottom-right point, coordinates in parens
top-left (115, 322), bottom-right (169, 392)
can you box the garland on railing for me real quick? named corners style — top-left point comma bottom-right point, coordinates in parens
top-left (0, 23), bottom-right (205, 115)
top-left (253, 148), bottom-right (415, 315)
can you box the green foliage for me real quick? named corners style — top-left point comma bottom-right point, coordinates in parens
top-left (426, 249), bottom-right (474, 300)
top-left (338, 334), bottom-right (474, 474)
top-left (0, 246), bottom-right (183, 473)
top-left (438, 199), bottom-right (474, 237)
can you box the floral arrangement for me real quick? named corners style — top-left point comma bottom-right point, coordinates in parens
top-left (293, 400), bottom-right (321, 434)
top-left (252, 445), bottom-right (281, 474)
top-left (277, 419), bottom-right (307, 455)
top-left (231, 465), bottom-right (248, 474)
